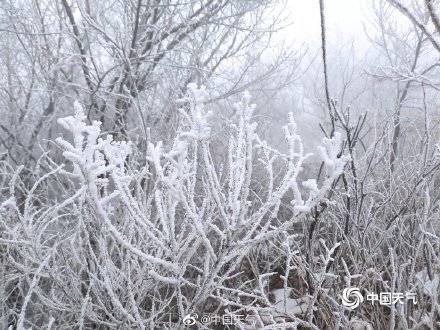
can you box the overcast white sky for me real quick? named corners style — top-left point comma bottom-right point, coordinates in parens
top-left (283, 0), bottom-right (369, 47)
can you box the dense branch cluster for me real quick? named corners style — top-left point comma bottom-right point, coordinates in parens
top-left (2, 82), bottom-right (440, 328)
top-left (1, 86), bottom-right (350, 328)
top-left (1, 0), bottom-right (440, 329)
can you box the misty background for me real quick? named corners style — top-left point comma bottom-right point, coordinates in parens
top-left (1, 0), bottom-right (440, 329)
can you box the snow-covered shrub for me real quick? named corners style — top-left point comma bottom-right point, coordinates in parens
top-left (0, 85), bottom-right (350, 328)
top-left (3, 83), bottom-right (440, 329)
